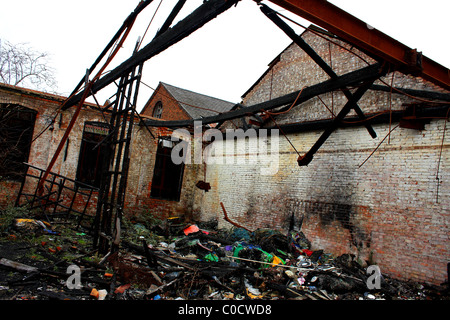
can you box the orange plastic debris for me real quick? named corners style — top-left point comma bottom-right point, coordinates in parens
top-left (183, 224), bottom-right (199, 235)
top-left (90, 288), bottom-right (99, 298)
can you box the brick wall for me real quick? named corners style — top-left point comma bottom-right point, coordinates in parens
top-left (200, 30), bottom-right (450, 285)
top-left (0, 84), bottom-right (204, 224)
top-left (0, 85), bottom-right (109, 214)
top-left (125, 126), bottom-right (206, 222)
top-left (141, 84), bottom-right (191, 121)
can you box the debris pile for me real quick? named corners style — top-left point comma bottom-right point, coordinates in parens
top-left (0, 213), bottom-right (448, 300)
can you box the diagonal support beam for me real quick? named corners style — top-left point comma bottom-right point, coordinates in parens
top-left (63, 0), bottom-right (240, 110)
top-left (260, 3), bottom-right (377, 139)
top-left (65, 0), bottom-right (155, 103)
top-left (297, 79), bottom-right (378, 166)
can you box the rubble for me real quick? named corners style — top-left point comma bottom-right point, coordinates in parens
top-left (0, 210), bottom-right (449, 301)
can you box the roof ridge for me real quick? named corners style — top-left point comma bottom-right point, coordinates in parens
top-left (160, 82), bottom-right (234, 105)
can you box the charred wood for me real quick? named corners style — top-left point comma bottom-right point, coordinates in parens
top-left (144, 62), bottom-right (385, 127)
top-left (63, 0), bottom-right (240, 110)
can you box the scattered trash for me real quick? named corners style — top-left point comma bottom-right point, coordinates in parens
top-left (98, 289), bottom-right (108, 300)
top-left (90, 288), bottom-right (99, 298)
top-left (14, 218), bottom-right (54, 234)
top-left (91, 288), bottom-right (108, 300)
top-left (115, 284), bottom-right (131, 294)
top-left (183, 224), bottom-right (199, 236)
top-left (1, 213), bottom-right (449, 301)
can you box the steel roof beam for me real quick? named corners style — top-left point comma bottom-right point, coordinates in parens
top-left (269, 0), bottom-right (450, 90)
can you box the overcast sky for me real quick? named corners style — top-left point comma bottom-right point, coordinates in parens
top-left (1, 0), bottom-right (449, 111)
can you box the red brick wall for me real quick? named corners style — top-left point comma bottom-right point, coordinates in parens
top-left (1, 84), bottom-right (205, 225)
top-left (0, 84), bottom-right (104, 216)
top-left (141, 84), bottom-right (191, 121)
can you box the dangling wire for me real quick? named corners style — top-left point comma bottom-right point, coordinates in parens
top-left (388, 71), bottom-right (395, 144)
top-left (262, 110), bottom-right (301, 157)
top-left (359, 123), bottom-right (400, 168)
top-left (435, 107), bottom-right (450, 203)
top-left (265, 86), bottom-right (305, 116)
top-left (137, 0), bottom-right (164, 51)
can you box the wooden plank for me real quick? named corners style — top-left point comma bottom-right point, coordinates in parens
top-left (0, 258), bottom-right (38, 273)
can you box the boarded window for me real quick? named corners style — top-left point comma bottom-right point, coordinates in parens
top-left (0, 104), bottom-right (36, 181)
top-left (76, 122), bottom-right (109, 188)
top-left (153, 101), bottom-right (163, 119)
top-left (150, 138), bottom-right (185, 201)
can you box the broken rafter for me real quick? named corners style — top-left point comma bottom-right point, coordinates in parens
top-left (297, 78), bottom-right (382, 166)
top-left (63, 0), bottom-right (240, 110)
top-left (263, 105), bottom-right (450, 135)
top-left (154, 0), bottom-right (187, 38)
top-left (259, 3), bottom-right (377, 139)
top-left (370, 84), bottom-right (450, 102)
top-left (144, 62), bottom-right (386, 127)
top-left (64, 0), bottom-right (155, 104)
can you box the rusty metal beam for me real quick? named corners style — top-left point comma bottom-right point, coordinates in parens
top-left (65, 0), bottom-right (155, 103)
top-left (269, 0), bottom-right (450, 90)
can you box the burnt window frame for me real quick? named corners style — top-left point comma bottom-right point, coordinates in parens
top-left (0, 104), bottom-right (36, 182)
top-left (150, 137), bottom-right (185, 201)
top-left (153, 101), bottom-right (163, 119)
top-left (75, 121), bottom-right (109, 188)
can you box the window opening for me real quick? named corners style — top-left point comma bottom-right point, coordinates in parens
top-left (0, 104), bottom-right (36, 181)
top-left (76, 122), bottom-right (109, 188)
top-left (153, 101), bottom-right (163, 119)
top-left (150, 138), bottom-right (185, 201)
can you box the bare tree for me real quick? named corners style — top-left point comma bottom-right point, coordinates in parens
top-left (0, 39), bottom-right (57, 93)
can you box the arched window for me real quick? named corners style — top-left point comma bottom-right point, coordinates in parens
top-left (153, 101), bottom-right (163, 119)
